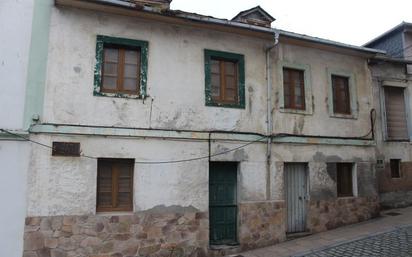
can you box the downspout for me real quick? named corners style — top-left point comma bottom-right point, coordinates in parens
top-left (265, 31), bottom-right (280, 200)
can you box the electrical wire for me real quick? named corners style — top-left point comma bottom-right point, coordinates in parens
top-left (0, 128), bottom-right (266, 164)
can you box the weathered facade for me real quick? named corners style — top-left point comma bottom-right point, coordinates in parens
top-left (6, 1), bottom-right (412, 257)
top-left (366, 23), bottom-right (412, 208)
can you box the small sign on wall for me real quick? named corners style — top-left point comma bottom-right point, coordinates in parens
top-left (376, 159), bottom-right (385, 169)
top-left (52, 142), bottom-right (81, 157)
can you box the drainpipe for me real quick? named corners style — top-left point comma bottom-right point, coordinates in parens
top-left (265, 31), bottom-right (279, 200)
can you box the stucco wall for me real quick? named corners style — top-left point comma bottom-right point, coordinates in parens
top-left (0, 0), bottom-right (34, 129)
top-left (0, 141), bottom-right (30, 257)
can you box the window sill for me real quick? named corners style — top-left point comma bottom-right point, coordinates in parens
top-left (96, 211), bottom-right (134, 216)
top-left (94, 90), bottom-right (146, 100)
top-left (206, 102), bottom-right (245, 109)
top-left (279, 107), bottom-right (313, 115)
top-left (329, 113), bottom-right (357, 120)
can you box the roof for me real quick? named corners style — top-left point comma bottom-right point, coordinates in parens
top-left (56, 0), bottom-right (385, 55)
top-left (232, 5), bottom-right (276, 23)
top-left (363, 21), bottom-right (412, 47)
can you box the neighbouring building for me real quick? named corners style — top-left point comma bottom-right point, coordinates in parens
top-left (365, 22), bottom-right (412, 208)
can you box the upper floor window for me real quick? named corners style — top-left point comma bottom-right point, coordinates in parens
top-left (102, 46), bottom-right (140, 94)
top-left (384, 86), bottom-right (409, 140)
top-left (97, 158), bottom-right (134, 212)
top-left (332, 75), bottom-right (351, 115)
top-left (205, 50), bottom-right (245, 108)
top-left (283, 67), bottom-right (305, 110)
top-left (94, 35), bottom-right (148, 99)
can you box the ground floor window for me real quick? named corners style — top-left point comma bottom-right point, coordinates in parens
top-left (96, 158), bottom-right (134, 212)
top-left (337, 163), bottom-right (354, 197)
top-left (390, 159), bottom-right (401, 178)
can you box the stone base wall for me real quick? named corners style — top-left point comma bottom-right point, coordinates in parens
top-left (23, 211), bottom-right (208, 257)
top-left (307, 196), bottom-right (380, 233)
top-left (380, 191), bottom-right (412, 209)
top-left (238, 201), bottom-right (285, 251)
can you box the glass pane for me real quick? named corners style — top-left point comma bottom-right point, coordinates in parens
top-left (104, 48), bottom-right (118, 62)
top-left (284, 83), bottom-right (290, 95)
top-left (224, 61), bottom-right (235, 75)
top-left (102, 76), bottom-right (117, 90)
top-left (211, 60), bottom-right (220, 73)
top-left (124, 64), bottom-right (138, 78)
top-left (283, 69), bottom-right (290, 83)
top-left (118, 192), bottom-right (131, 206)
top-left (123, 78), bottom-right (137, 91)
top-left (103, 63), bottom-right (117, 76)
top-left (124, 50), bottom-right (139, 64)
top-left (225, 76), bottom-right (236, 89)
top-left (211, 74), bottom-right (220, 97)
top-left (98, 192), bottom-right (112, 206)
top-left (225, 88), bottom-right (236, 101)
top-left (284, 95), bottom-right (290, 107)
top-left (295, 85), bottom-right (301, 96)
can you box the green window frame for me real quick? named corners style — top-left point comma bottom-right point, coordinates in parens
top-left (94, 35), bottom-right (148, 99)
top-left (204, 49), bottom-right (245, 108)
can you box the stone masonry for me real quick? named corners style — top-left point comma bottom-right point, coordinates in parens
top-left (23, 211), bottom-right (209, 257)
top-left (307, 196), bottom-right (380, 233)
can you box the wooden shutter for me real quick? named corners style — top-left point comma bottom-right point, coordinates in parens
top-left (332, 75), bottom-right (351, 114)
top-left (97, 159), bottom-right (134, 212)
top-left (210, 58), bottom-right (238, 104)
top-left (384, 87), bottom-right (408, 140)
top-left (337, 163), bottom-right (353, 197)
top-left (102, 45), bottom-right (140, 95)
top-left (283, 68), bottom-right (305, 110)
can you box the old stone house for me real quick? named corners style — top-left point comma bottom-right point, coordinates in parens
top-left (1, 0), bottom-right (405, 257)
top-left (365, 23), bottom-right (412, 208)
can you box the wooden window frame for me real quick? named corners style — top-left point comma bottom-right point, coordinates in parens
top-left (282, 67), bottom-right (306, 110)
top-left (101, 45), bottom-right (141, 95)
top-left (336, 163), bottom-right (354, 198)
top-left (94, 35), bottom-right (148, 99)
top-left (96, 158), bottom-right (134, 212)
top-left (390, 159), bottom-right (401, 178)
top-left (210, 57), bottom-right (239, 105)
top-left (331, 75), bottom-right (351, 115)
top-left (205, 49), bottom-right (245, 109)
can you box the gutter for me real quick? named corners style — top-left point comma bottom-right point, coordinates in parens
top-left (265, 31), bottom-right (280, 200)
top-left (368, 56), bottom-right (412, 65)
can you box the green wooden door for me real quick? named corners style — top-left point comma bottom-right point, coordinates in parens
top-left (209, 162), bottom-right (238, 245)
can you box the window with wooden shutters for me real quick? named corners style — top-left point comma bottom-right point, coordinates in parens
top-left (210, 58), bottom-right (238, 104)
top-left (94, 35), bottom-right (148, 98)
top-left (283, 68), bottom-right (306, 110)
top-left (102, 46), bottom-right (141, 95)
top-left (97, 159), bottom-right (134, 212)
top-left (384, 86), bottom-right (409, 140)
top-left (336, 163), bottom-right (353, 197)
top-left (205, 50), bottom-right (245, 108)
top-left (332, 75), bottom-right (351, 114)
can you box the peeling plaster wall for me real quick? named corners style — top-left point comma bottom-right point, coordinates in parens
top-left (27, 134), bottom-right (270, 216)
top-left (43, 7), bottom-right (269, 133)
top-left (272, 43), bottom-right (373, 138)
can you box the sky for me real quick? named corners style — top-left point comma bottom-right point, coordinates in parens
top-left (170, 0), bottom-right (412, 46)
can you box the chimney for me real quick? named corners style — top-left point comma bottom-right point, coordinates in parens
top-left (130, 0), bottom-right (172, 11)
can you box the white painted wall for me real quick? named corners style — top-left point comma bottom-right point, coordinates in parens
top-left (0, 141), bottom-right (30, 257)
top-left (0, 0), bottom-right (34, 129)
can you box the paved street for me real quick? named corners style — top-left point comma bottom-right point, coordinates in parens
top-left (240, 206), bottom-right (412, 257)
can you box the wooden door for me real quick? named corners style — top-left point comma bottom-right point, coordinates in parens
top-left (285, 163), bottom-right (308, 233)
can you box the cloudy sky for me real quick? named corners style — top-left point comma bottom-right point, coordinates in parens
top-left (171, 0), bottom-right (412, 46)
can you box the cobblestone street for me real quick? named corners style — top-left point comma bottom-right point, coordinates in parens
top-left (296, 226), bottom-right (412, 257)
top-left (240, 207), bottom-right (412, 257)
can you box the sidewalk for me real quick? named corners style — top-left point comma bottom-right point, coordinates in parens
top-left (239, 206), bottom-right (412, 257)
